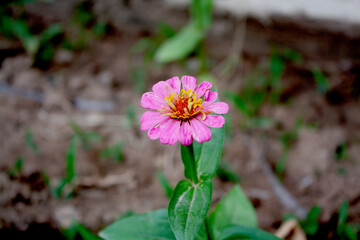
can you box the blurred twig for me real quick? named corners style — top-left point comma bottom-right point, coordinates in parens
top-left (245, 134), bottom-right (308, 220)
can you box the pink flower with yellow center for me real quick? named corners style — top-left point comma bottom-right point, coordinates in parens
top-left (140, 76), bottom-right (229, 145)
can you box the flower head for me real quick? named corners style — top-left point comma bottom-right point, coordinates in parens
top-left (140, 76), bottom-right (229, 145)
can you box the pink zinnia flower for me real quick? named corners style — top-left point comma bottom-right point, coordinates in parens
top-left (140, 76), bottom-right (229, 145)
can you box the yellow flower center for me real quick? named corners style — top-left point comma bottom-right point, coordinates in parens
top-left (162, 89), bottom-right (204, 121)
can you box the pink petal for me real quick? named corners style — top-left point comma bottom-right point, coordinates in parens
top-left (179, 122), bottom-right (193, 145)
top-left (203, 102), bottom-right (229, 114)
top-left (141, 111), bottom-right (168, 131)
top-left (148, 125), bottom-right (162, 140)
top-left (152, 81), bottom-right (176, 99)
top-left (203, 90), bottom-right (218, 105)
top-left (160, 119), bottom-right (180, 145)
top-left (181, 76), bottom-right (197, 91)
top-left (198, 115), bottom-right (225, 128)
top-left (166, 76), bottom-right (181, 93)
top-left (141, 92), bottom-right (166, 109)
top-left (190, 119), bottom-right (212, 143)
top-left (195, 81), bottom-right (212, 97)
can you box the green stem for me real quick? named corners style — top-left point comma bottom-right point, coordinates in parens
top-left (181, 144), bottom-right (199, 184)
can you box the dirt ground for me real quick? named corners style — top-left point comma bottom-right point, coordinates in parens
top-left (0, 0), bottom-right (360, 239)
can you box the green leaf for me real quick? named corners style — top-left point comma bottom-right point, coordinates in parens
top-left (25, 128), bottom-right (40, 154)
top-left (99, 209), bottom-right (176, 240)
top-left (312, 68), bottom-right (330, 95)
top-left (155, 23), bottom-right (204, 63)
top-left (301, 206), bottom-right (321, 235)
top-left (168, 180), bottom-right (212, 240)
top-left (156, 170), bottom-right (174, 199)
top-left (192, 126), bottom-right (225, 180)
top-left (339, 224), bottom-right (358, 240)
top-left (207, 185), bottom-right (257, 240)
top-left (76, 223), bottom-right (103, 240)
top-left (101, 141), bottom-right (125, 163)
top-left (158, 23), bottom-right (176, 38)
top-left (131, 38), bottom-right (152, 54)
top-left (66, 137), bottom-right (77, 183)
top-left (14, 156), bottom-right (24, 173)
top-left (190, 0), bottom-right (213, 30)
top-left (338, 201), bottom-right (349, 226)
top-left (40, 23), bottom-right (62, 43)
top-left (218, 225), bottom-right (282, 240)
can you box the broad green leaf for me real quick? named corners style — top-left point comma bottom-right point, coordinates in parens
top-left (155, 23), bottom-right (204, 63)
top-left (168, 180), bottom-right (212, 240)
top-left (219, 225), bottom-right (282, 240)
top-left (207, 185), bottom-right (257, 240)
top-left (192, 126), bottom-right (225, 180)
top-left (99, 209), bottom-right (176, 240)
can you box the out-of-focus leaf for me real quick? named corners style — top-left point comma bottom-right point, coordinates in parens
top-left (25, 128), bottom-right (40, 154)
top-left (66, 137), bottom-right (77, 183)
top-left (76, 223), bottom-right (103, 240)
top-left (301, 206), bottom-right (321, 235)
top-left (158, 22), bottom-right (176, 38)
top-left (156, 170), bottom-right (174, 199)
top-left (190, 0), bottom-right (213, 30)
top-left (312, 68), bottom-right (330, 95)
top-left (155, 23), bottom-right (204, 63)
top-left (101, 141), bottom-right (124, 163)
top-left (216, 160), bottom-right (242, 183)
top-left (131, 38), bottom-right (152, 54)
top-left (41, 23), bottom-right (62, 42)
top-left (283, 48), bottom-right (302, 63)
top-left (207, 185), bottom-right (257, 240)
top-left (338, 201), bottom-right (349, 226)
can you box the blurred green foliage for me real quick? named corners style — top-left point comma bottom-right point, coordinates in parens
top-left (337, 201), bottom-right (359, 240)
top-left (130, 22), bottom-right (176, 93)
top-left (227, 47), bottom-right (302, 129)
top-left (25, 128), bottom-right (40, 154)
top-left (154, 0), bottom-right (213, 63)
top-left (0, 0), bottom-right (108, 69)
top-left (301, 206), bottom-right (321, 235)
top-left (0, 0), bottom-right (63, 68)
top-left (275, 118), bottom-right (304, 179)
top-left (312, 68), bottom-right (330, 95)
top-left (63, 221), bottom-right (103, 240)
top-left (216, 160), bottom-right (242, 183)
top-left (101, 141), bottom-right (125, 163)
top-left (156, 169), bottom-right (174, 199)
top-left (334, 141), bottom-right (349, 162)
top-left (8, 156), bottom-right (24, 178)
